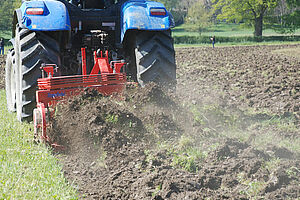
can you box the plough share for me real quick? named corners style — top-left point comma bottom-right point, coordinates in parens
top-left (33, 48), bottom-right (127, 148)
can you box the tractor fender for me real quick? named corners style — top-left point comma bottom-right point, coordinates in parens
top-left (16, 0), bottom-right (71, 32)
top-left (121, 0), bottom-right (174, 42)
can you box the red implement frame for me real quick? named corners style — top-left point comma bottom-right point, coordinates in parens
top-left (34, 48), bottom-right (127, 147)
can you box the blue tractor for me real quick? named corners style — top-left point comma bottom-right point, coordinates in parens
top-left (5, 0), bottom-right (176, 122)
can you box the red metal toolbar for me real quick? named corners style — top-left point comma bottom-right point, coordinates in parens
top-left (34, 48), bottom-right (127, 148)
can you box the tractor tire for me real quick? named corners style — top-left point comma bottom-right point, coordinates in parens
top-left (14, 26), bottom-right (61, 122)
top-left (5, 49), bottom-right (17, 112)
top-left (129, 30), bottom-right (176, 87)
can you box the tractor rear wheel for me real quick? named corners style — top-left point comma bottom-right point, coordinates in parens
top-left (14, 26), bottom-right (61, 122)
top-left (128, 30), bottom-right (176, 86)
top-left (5, 49), bottom-right (17, 112)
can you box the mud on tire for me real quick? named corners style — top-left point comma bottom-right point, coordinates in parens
top-left (14, 27), bottom-right (60, 122)
top-left (128, 30), bottom-right (176, 86)
top-left (5, 50), bottom-right (17, 112)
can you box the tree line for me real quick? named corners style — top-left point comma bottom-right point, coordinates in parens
top-left (0, 0), bottom-right (299, 37)
top-left (0, 0), bottom-right (21, 33)
top-left (158, 0), bottom-right (300, 36)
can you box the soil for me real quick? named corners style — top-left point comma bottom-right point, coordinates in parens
top-left (176, 45), bottom-right (300, 121)
top-left (0, 55), bottom-right (6, 89)
top-left (1, 45), bottom-right (299, 199)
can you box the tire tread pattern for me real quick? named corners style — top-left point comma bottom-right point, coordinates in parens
top-left (134, 31), bottom-right (176, 86)
top-left (17, 29), bottom-right (60, 121)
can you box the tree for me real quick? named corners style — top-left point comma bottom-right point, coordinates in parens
top-left (186, 0), bottom-right (212, 35)
top-left (266, 0), bottom-right (298, 33)
top-left (212, 0), bottom-right (279, 36)
top-left (0, 0), bottom-right (21, 32)
top-left (156, 0), bottom-right (187, 25)
top-left (157, 0), bottom-right (210, 25)
top-left (286, 0), bottom-right (300, 6)
top-left (265, 0), bottom-right (300, 34)
top-left (282, 0), bottom-right (300, 32)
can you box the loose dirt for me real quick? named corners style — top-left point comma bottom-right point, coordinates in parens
top-left (49, 44), bottom-right (300, 199)
top-left (1, 45), bottom-right (299, 199)
top-left (176, 44), bottom-right (300, 120)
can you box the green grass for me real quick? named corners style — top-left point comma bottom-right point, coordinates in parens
top-left (175, 41), bottom-right (300, 48)
top-left (3, 45), bottom-right (12, 55)
top-left (173, 23), bottom-right (300, 37)
top-left (0, 90), bottom-right (78, 199)
top-left (172, 23), bottom-right (300, 45)
top-left (171, 146), bottom-right (206, 172)
top-left (0, 31), bottom-right (11, 40)
top-left (237, 172), bottom-right (266, 198)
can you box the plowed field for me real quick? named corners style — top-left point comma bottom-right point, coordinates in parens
top-left (51, 44), bottom-right (300, 199)
top-left (1, 44), bottom-right (300, 199)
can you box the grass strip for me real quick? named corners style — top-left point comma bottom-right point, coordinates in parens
top-left (175, 41), bottom-right (300, 48)
top-left (0, 90), bottom-right (78, 199)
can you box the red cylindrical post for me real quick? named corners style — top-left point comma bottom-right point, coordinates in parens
top-left (81, 48), bottom-right (87, 75)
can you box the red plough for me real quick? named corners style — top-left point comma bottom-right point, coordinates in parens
top-left (33, 48), bottom-right (127, 148)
